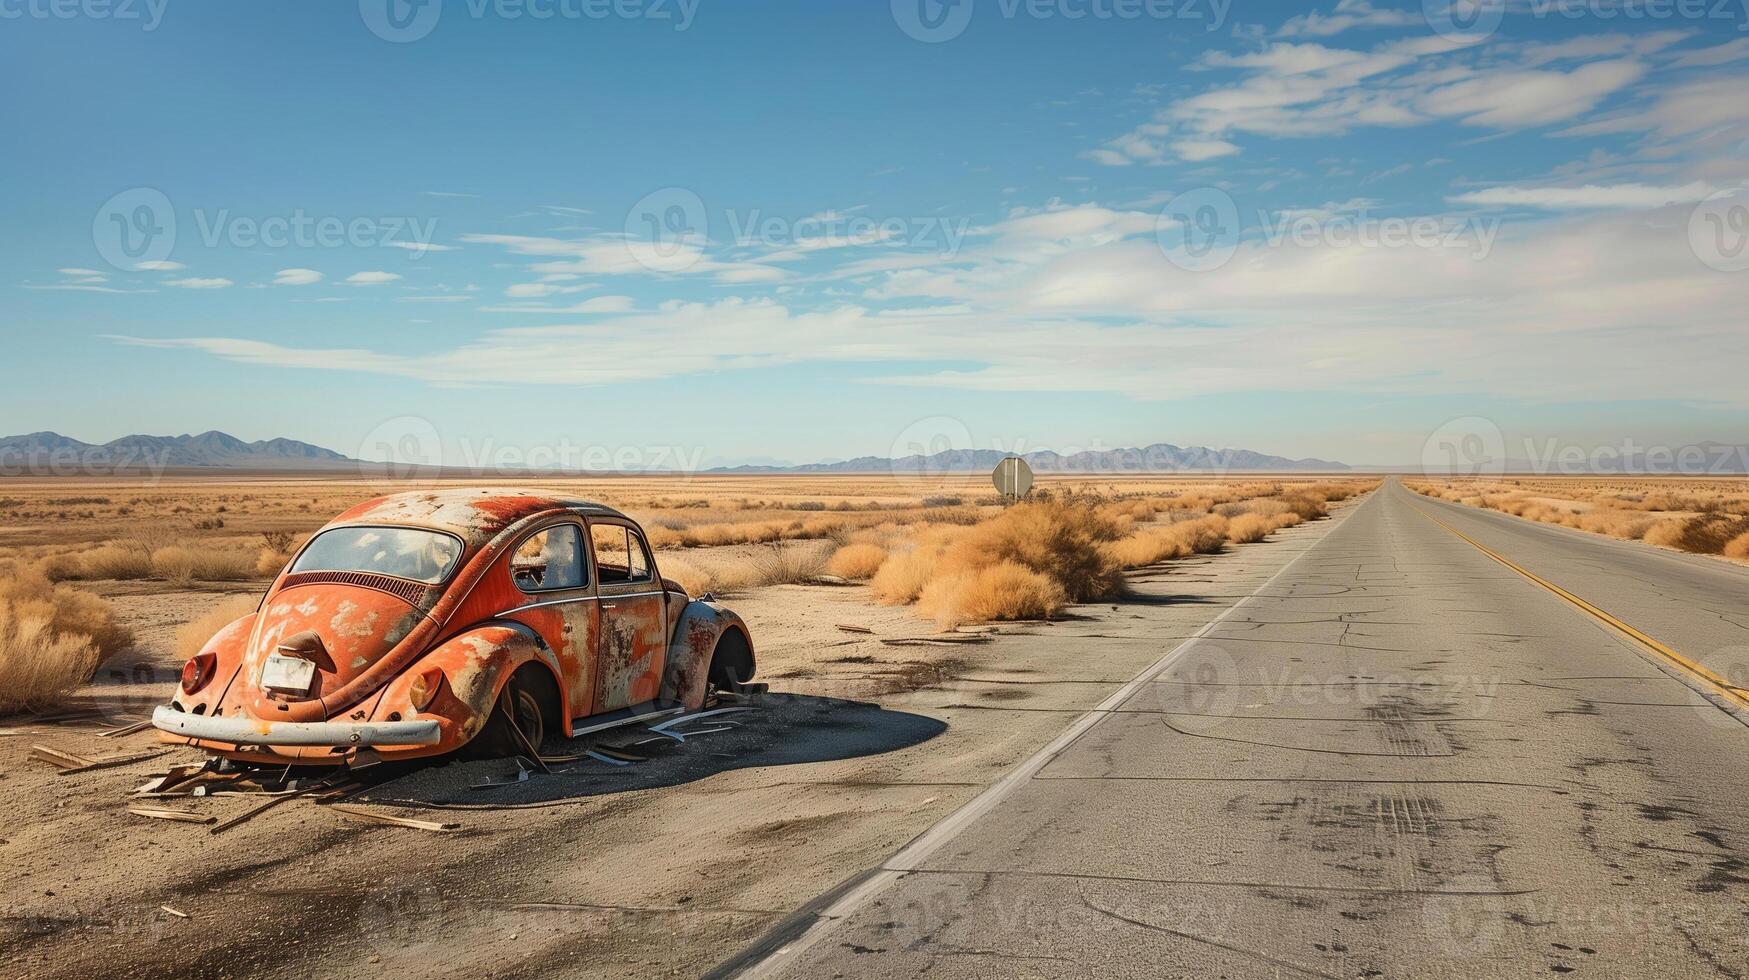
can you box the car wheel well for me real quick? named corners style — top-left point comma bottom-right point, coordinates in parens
top-left (509, 661), bottom-right (561, 733)
top-left (708, 627), bottom-right (754, 691)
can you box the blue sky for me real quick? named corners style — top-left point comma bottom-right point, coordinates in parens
top-left (4, 0), bottom-right (1747, 467)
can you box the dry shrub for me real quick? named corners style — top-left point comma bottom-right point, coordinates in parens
top-left (151, 545), bottom-right (255, 585)
top-left (1650, 515), bottom-right (1749, 555)
top-left (43, 542), bottom-right (153, 581)
top-left (1226, 513), bottom-right (1274, 544)
top-left (658, 543), bottom-right (829, 597)
top-left (175, 594), bottom-right (260, 662)
top-left (870, 537), bottom-right (952, 605)
top-left (657, 554), bottom-right (715, 597)
top-left (1105, 514), bottom-right (1230, 569)
top-left (0, 562), bottom-right (132, 714)
top-left (1643, 520), bottom-right (1688, 549)
top-left (1725, 532), bottom-right (1749, 561)
top-left (941, 499), bottom-right (1127, 603)
top-left (916, 561), bottom-right (1066, 628)
top-left (826, 543), bottom-right (888, 580)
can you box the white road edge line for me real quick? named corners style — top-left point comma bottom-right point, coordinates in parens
top-left (726, 490), bottom-right (1372, 978)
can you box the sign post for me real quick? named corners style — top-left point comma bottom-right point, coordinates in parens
top-left (992, 456), bottom-right (1034, 502)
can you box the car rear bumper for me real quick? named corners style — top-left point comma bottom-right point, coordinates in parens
top-left (151, 705), bottom-right (442, 747)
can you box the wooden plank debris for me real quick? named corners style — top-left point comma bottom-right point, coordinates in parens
top-left (834, 623), bottom-right (874, 634)
top-left (327, 804), bottom-right (459, 833)
top-left (160, 905), bottom-right (191, 919)
top-left (129, 806), bottom-right (217, 826)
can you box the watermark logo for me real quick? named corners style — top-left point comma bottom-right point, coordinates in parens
top-left (0, 0), bottom-right (169, 30)
top-left (890, 415), bottom-right (976, 489)
top-left (1421, 872), bottom-right (1508, 955)
top-left (625, 186), bottom-right (710, 273)
top-left (1421, 417), bottom-right (1507, 478)
top-left (93, 188), bottom-right (176, 271)
top-left (360, 0), bottom-right (444, 41)
top-left (1689, 189), bottom-right (1749, 273)
top-left (358, 415), bottom-right (445, 484)
top-left (892, 0), bottom-right (976, 41)
top-left (893, 0), bottom-right (1230, 40)
top-left (1422, 0), bottom-right (1505, 39)
top-left (1692, 647), bottom-right (1749, 732)
top-left (1156, 187), bottom-right (1240, 273)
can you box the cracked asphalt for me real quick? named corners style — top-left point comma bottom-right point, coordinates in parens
top-left (731, 479), bottom-right (1749, 979)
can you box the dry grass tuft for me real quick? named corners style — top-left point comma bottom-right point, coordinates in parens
top-left (0, 562), bottom-right (133, 714)
top-left (1104, 514), bottom-right (1230, 568)
top-left (826, 543), bottom-right (889, 580)
top-left (1725, 532), bottom-right (1749, 561)
top-left (175, 594), bottom-right (261, 662)
top-left (916, 561), bottom-right (1067, 628)
top-left (150, 546), bottom-right (256, 585)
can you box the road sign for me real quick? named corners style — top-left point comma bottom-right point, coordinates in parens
top-left (992, 456), bottom-right (1034, 500)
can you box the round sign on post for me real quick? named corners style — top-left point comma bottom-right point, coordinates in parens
top-left (992, 456), bottom-right (1034, 500)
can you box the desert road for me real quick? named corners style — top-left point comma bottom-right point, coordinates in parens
top-left (718, 478), bottom-right (1749, 979)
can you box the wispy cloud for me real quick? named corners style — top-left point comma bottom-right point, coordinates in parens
top-left (165, 277), bottom-right (234, 289)
top-left (344, 271), bottom-right (403, 286)
top-left (273, 268), bottom-right (323, 286)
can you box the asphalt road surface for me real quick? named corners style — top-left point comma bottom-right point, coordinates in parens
top-left (718, 479), bottom-right (1749, 979)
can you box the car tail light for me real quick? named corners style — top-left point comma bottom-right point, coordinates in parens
top-left (181, 652), bottom-right (217, 694)
top-left (409, 668), bottom-right (444, 711)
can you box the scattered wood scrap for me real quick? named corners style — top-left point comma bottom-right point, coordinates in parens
top-left (99, 720), bottom-right (155, 738)
top-left (810, 574), bottom-right (852, 586)
top-left (29, 745), bottom-right (92, 770)
top-left (160, 905), bottom-right (190, 919)
top-left (129, 806), bottom-right (217, 826)
top-left (327, 804), bottom-right (459, 833)
top-left (880, 634), bottom-right (995, 647)
top-left (834, 623), bottom-right (874, 634)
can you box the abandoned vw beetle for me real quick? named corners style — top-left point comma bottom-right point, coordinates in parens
top-left (152, 489), bottom-right (754, 765)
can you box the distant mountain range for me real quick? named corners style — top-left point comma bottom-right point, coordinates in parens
top-left (0, 431), bottom-right (353, 470)
top-left (712, 444), bottom-right (1350, 474)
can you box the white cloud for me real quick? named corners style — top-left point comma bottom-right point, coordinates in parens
top-left (273, 268), bottom-right (323, 286)
top-left (1103, 36), bottom-right (1648, 157)
top-left (1450, 181), bottom-right (1720, 210)
top-left (58, 267), bottom-right (105, 277)
top-left (1276, 0), bottom-right (1417, 37)
top-left (1669, 38), bottom-right (1749, 69)
top-left (1082, 148), bottom-right (1133, 167)
top-left (460, 233), bottom-right (782, 285)
top-left (135, 260), bottom-right (186, 271)
top-left (386, 242), bottom-right (457, 253)
top-left (345, 271), bottom-right (403, 286)
top-left (1172, 138), bottom-right (1241, 161)
top-left (165, 277), bottom-right (234, 289)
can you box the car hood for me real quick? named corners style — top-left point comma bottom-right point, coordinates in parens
top-left (238, 584), bottom-right (429, 709)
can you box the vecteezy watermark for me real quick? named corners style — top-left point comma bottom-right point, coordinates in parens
top-left (1421, 418), bottom-right (1749, 477)
top-left (0, 442), bottom-right (172, 479)
top-left (1689, 189), bottom-right (1749, 273)
top-left (355, 415), bottom-right (711, 484)
top-left (359, 0), bottom-right (700, 42)
top-left (0, 0), bottom-right (169, 30)
top-left (92, 187), bottom-right (441, 270)
top-left (623, 187), bottom-right (972, 273)
top-left (892, 0), bottom-right (1230, 42)
top-left (1424, 0), bottom-right (1749, 41)
top-left (1157, 190), bottom-right (1501, 273)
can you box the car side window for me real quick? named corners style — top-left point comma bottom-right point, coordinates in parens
top-left (591, 523), bottom-right (653, 586)
top-left (512, 523), bottom-right (586, 593)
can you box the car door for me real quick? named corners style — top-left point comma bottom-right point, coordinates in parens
top-left (502, 519), bottom-right (597, 721)
top-left (587, 519), bottom-right (668, 713)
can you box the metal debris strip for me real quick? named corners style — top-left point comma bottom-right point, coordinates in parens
top-left (327, 803), bottom-right (459, 833)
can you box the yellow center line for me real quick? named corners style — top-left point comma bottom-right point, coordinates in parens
top-left (1407, 498), bottom-right (1749, 713)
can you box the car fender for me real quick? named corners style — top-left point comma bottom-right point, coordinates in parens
top-left (370, 622), bottom-right (566, 747)
top-left (662, 599), bottom-right (755, 711)
top-left (171, 613), bottom-right (257, 718)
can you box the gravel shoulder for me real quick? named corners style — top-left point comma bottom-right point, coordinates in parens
top-left (0, 505), bottom-right (1358, 980)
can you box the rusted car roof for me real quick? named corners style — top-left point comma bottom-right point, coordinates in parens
top-left (329, 488), bottom-right (625, 547)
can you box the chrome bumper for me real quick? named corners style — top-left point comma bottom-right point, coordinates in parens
top-left (151, 705), bottom-right (442, 747)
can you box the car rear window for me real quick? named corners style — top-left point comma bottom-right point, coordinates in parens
top-left (291, 526), bottom-right (463, 585)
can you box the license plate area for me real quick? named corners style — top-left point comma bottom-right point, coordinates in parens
top-left (262, 654), bottom-right (318, 694)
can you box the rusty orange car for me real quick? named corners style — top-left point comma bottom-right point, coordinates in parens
top-left (151, 489), bottom-right (755, 766)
